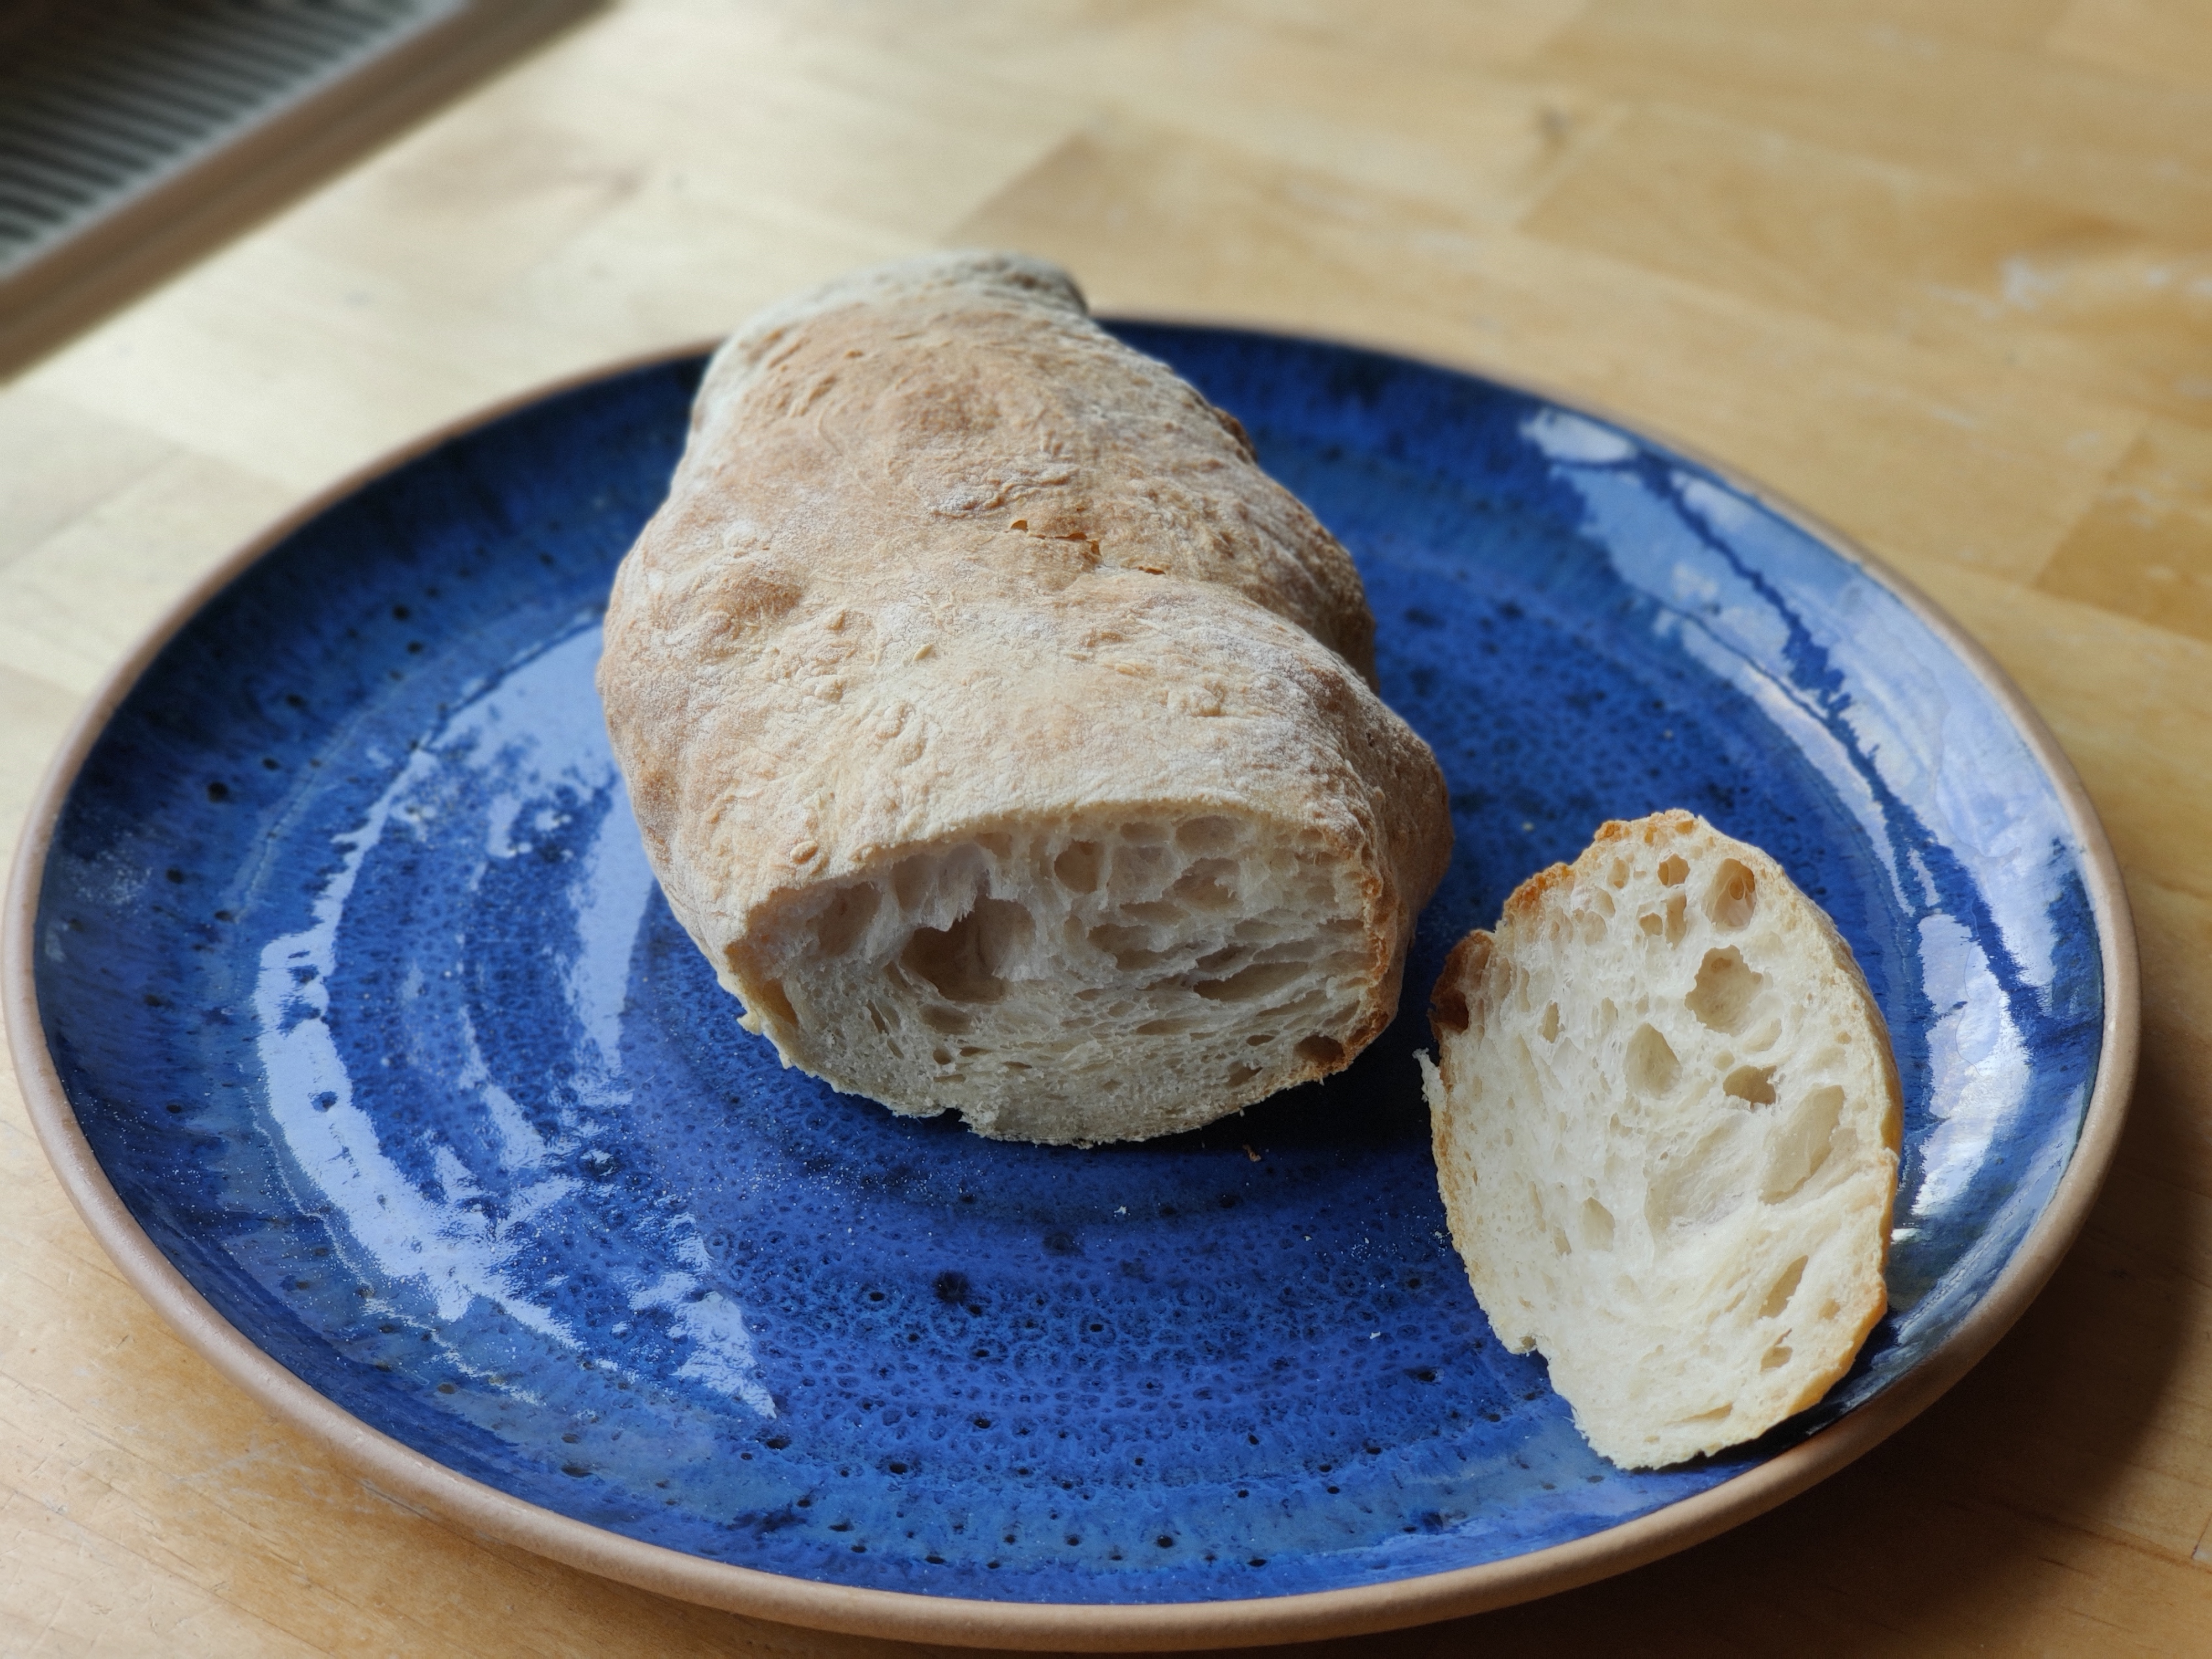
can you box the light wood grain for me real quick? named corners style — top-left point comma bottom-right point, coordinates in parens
top-left (3, 1), bottom-right (2209, 1652)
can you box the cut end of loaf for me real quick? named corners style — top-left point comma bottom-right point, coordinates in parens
top-left (720, 810), bottom-right (1394, 1144)
top-left (602, 248), bottom-right (1453, 1147)
top-left (1426, 811), bottom-right (1901, 1469)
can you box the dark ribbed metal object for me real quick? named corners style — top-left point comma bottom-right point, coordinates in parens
top-left (0, 1), bottom-right (457, 277)
top-left (0, 0), bottom-right (593, 375)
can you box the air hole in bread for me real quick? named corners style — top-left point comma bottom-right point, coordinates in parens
top-left (1608, 859), bottom-right (1630, 888)
top-left (1087, 924), bottom-right (1162, 972)
top-left (891, 856), bottom-right (932, 912)
top-left (920, 1004), bottom-right (972, 1034)
top-left (1704, 858), bottom-right (1758, 930)
top-left (1686, 947), bottom-right (1765, 1035)
top-left (1540, 1002), bottom-right (1561, 1041)
top-left (1760, 1256), bottom-right (1807, 1319)
top-left (1645, 1118), bottom-right (1754, 1230)
top-left (901, 897), bottom-right (1034, 1003)
top-left (1761, 1085), bottom-right (1846, 1202)
top-left (1054, 842), bottom-right (1102, 893)
top-left (1657, 854), bottom-right (1689, 886)
top-left (1663, 893), bottom-right (1688, 945)
top-left (1759, 1344), bottom-right (1792, 1370)
top-left (1296, 1034), bottom-right (1345, 1066)
top-left (1723, 1063), bottom-right (1777, 1107)
top-left (1638, 912), bottom-right (1662, 937)
top-left (1676, 1405), bottom-right (1733, 1425)
top-left (1579, 1197), bottom-right (1615, 1250)
top-left (1196, 961), bottom-right (1308, 1003)
top-left (749, 973), bottom-right (797, 1026)
top-left (1625, 1024), bottom-right (1681, 1096)
top-left (812, 884), bottom-right (881, 956)
top-left (1227, 1063), bottom-right (1260, 1087)
top-left (1170, 859), bottom-right (1239, 910)
top-left (1432, 986), bottom-right (1470, 1034)
top-left (1176, 816), bottom-right (1239, 854)
top-left (1110, 842), bottom-right (1172, 896)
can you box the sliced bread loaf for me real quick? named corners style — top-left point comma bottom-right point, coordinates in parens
top-left (1420, 811), bottom-right (1901, 1468)
top-left (598, 252), bottom-right (1452, 1144)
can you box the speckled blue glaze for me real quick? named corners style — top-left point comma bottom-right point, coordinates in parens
top-left (33, 330), bottom-right (2104, 1604)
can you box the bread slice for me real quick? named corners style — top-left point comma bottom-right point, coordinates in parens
top-left (1419, 811), bottom-right (1901, 1468)
top-left (597, 252), bottom-right (1451, 1144)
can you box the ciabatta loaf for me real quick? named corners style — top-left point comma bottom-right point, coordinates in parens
top-left (1420, 811), bottom-right (1901, 1467)
top-left (599, 252), bottom-right (1451, 1144)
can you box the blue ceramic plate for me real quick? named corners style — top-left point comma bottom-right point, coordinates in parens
top-left (9, 328), bottom-right (2135, 1647)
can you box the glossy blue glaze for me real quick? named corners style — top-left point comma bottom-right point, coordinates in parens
top-left (33, 330), bottom-right (2104, 1604)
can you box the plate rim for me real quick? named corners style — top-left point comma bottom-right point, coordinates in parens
top-left (2, 328), bottom-right (2141, 1651)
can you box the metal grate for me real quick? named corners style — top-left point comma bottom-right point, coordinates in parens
top-left (0, 0), bottom-right (462, 278)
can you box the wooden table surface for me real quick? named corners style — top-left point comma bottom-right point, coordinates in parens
top-left (4, 2), bottom-right (2210, 1653)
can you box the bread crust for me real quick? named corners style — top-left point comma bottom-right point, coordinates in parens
top-left (598, 252), bottom-right (1451, 1141)
top-left (1424, 811), bottom-right (1902, 1466)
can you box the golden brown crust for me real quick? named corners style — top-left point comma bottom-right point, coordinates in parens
top-left (1499, 860), bottom-right (1575, 928)
top-left (1429, 928), bottom-right (1490, 1039)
